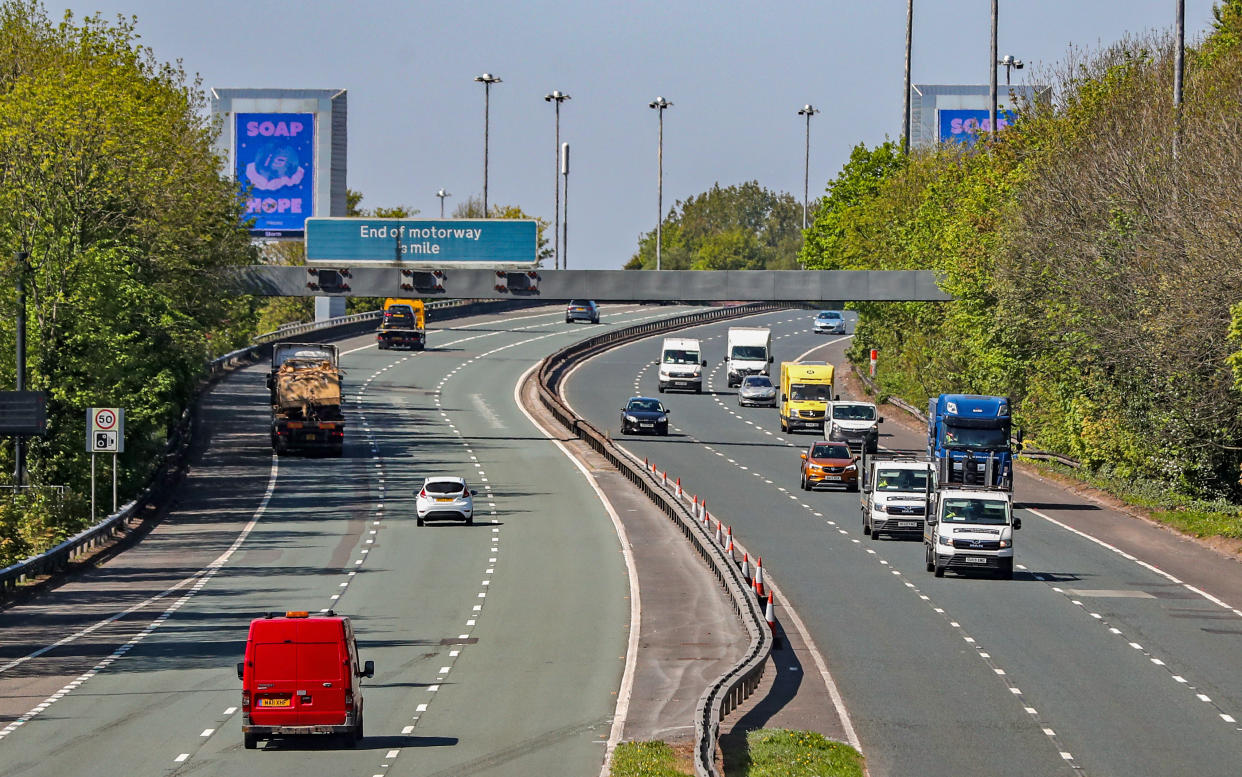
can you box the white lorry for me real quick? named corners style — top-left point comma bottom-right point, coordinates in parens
top-left (860, 453), bottom-right (932, 540)
top-left (825, 400), bottom-right (883, 453)
top-left (724, 327), bottom-right (773, 387)
top-left (658, 337), bottom-right (706, 393)
top-left (923, 474), bottom-right (1022, 579)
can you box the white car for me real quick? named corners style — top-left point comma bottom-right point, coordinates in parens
top-left (416, 476), bottom-right (476, 526)
top-left (813, 310), bottom-right (847, 334)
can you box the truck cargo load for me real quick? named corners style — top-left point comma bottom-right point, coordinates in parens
top-left (268, 343), bottom-right (345, 456)
top-left (377, 298), bottom-right (426, 350)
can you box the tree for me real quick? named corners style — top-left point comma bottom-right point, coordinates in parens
top-left (626, 182), bottom-right (804, 270)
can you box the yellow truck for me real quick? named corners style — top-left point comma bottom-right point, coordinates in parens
top-left (778, 361), bottom-right (836, 433)
top-left (377, 298), bottom-right (426, 350)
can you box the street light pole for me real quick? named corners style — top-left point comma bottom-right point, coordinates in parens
top-left (545, 90), bottom-right (571, 269)
top-left (13, 249), bottom-right (27, 486)
top-left (649, 97), bottom-right (673, 271)
top-left (798, 105), bottom-right (820, 231)
top-left (903, 0), bottom-right (913, 155)
top-left (436, 188), bottom-right (451, 219)
top-left (561, 142), bottom-right (570, 269)
top-left (1174, 0), bottom-right (1185, 158)
top-left (989, 0), bottom-right (998, 141)
top-left (474, 73), bottom-right (502, 216)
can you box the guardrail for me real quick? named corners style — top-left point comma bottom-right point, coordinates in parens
top-left (0, 298), bottom-right (517, 596)
top-left (533, 302), bottom-right (783, 777)
top-left (853, 364), bottom-right (1082, 468)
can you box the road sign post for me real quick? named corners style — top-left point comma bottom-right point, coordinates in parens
top-left (87, 408), bottom-right (124, 518)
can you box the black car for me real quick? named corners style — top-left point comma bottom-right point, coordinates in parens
top-left (620, 396), bottom-right (669, 435)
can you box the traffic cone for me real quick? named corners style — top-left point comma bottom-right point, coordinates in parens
top-left (740, 552), bottom-right (750, 582)
top-left (662, 471), bottom-right (668, 486)
top-left (676, 478), bottom-right (682, 497)
top-left (726, 526), bottom-right (734, 555)
top-left (714, 521), bottom-right (723, 545)
top-left (766, 591), bottom-right (780, 649)
top-left (753, 557), bottom-right (765, 597)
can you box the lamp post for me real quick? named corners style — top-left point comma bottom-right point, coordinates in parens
top-left (474, 72), bottom-right (501, 215)
top-left (989, 0), bottom-right (998, 140)
top-left (561, 142), bottom-right (570, 269)
top-left (1174, 0), bottom-right (1185, 158)
top-left (997, 54), bottom-right (1023, 85)
top-left (436, 188), bottom-right (451, 219)
top-left (797, 105), bottom-right (820, 231)
top-left (903, 0), bottom-right (913, 155)
top-left (545, 90), bottom-right (571, 269)
top-left (648, 96), bottom-right (672, 271)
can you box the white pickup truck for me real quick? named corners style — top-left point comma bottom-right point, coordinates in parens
top-left (923, 486), bottom-right (1021, 579)
top-left (861, 455), bottom-right (932, 540)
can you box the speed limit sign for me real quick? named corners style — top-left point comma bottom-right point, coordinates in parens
top-left (87, 407), bottom-right (124, 452)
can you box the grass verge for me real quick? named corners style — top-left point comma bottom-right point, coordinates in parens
top-left (611, 730), bottom-right (864, 777)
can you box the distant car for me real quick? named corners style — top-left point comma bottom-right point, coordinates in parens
top-left (566, 300), bottom-right (600, 324)
top-left (415, 477), bottom-right (476, 526)
top-left (620, 396), bottom-right (669, 436)
top-left (737, 375), bottom-right (777, 407)
top-left (799, 441), bottom-right (859, 491)
top-left (813, 310), bottom-right (847, 334)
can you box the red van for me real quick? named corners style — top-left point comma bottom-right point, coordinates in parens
top-left (236, 611), bottom-right (375, 749)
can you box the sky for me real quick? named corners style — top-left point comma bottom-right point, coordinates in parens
top-left (52, 1), bottom-right (1218, 270)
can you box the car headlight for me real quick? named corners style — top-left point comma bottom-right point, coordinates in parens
top-left (998, 539), bottom-right (1010, 549)
top-left (873, 502), bottom-right (886, 512)
top-left (844, 463), bottom-right (857, 472)
top-left (625, 415), bottom-right (638, 422)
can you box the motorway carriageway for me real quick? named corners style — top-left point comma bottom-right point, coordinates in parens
top-left (0, 303), bottom-right (699, 777)
top-left (564, 308), bottom-right (1242, 777)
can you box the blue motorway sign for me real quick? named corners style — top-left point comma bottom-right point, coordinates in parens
top-left (305, 218), bottom-right (537, 266)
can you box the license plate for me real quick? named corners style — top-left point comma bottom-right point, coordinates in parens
top-left (898, 521), bottom-right (917, 527)
top-left (640, 422), bottom-right (653, 427)
top-left (964, 556), bottom-right (988, 564)
top-left (304, 433), bottom-right (317, 441)
top-left (435, 497), bottom-right (453, 503)
top-left (258, 698), bottom-right (291, 707)
top-left (821, 475), bottom-right (840, 480)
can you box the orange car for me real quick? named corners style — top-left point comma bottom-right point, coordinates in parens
top-left (800, 441), bottom-right (859, 491)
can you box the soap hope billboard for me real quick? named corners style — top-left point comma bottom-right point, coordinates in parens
top-left (236, 113), bottom-right (314, 236)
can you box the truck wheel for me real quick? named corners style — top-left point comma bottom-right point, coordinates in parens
top-left (780, 417), bottom-right (788, 432)
top-left (870, 527), bottom-right (880, 540)
top-left (348, 714), bottom-right (363, 747)
top-left (658, 385), bottom-right (665, 394)
top-left (925, 547), bottom-right (935, 573)
top-left (244, 732), bottom-right (258, 750)
top-left (863, 519), bottom-right (871, 536)
top-left (934, 561), bottom-right (946, 578)
top-left (695, 385), bottom-right (702, 394)
top-left (999, 559), bottom-right (1014, 580)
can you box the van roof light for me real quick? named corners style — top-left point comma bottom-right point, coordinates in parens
top-left (285, 611), bottom-right (310, 618)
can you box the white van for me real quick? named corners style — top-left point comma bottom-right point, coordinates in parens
top-left (724, 327), bottom-right (773, 387)
top-left (658, 337), bottom-right (705, 393)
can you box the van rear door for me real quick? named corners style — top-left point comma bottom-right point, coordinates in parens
top-left (295, 641), bottom-right (348, 725)
top-left (250, 642), bottom-right (298, 726)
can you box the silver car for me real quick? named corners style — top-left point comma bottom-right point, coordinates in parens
top-left (813, 310), bottom-right (847, 334)
top-left (737, 375), bottom-right (777, 407)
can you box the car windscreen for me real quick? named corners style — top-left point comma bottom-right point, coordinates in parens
top-left (790, 383), bottom-right (831, 402)
top-left (817, 312), bottom-right (842, 320)
top-left (874, 468), bottom-right (927, 491)
top-left (811, 444), bottom-right (851, 459)
top-left (627, 399), bottom-right (662, 412)
top-left (568, 300), bottom-right (589, 308)
top-left (833, 405), bottom-right (876, 420)
top-left (741, 376), bottom-right (772, 388)
top-left (663, 350), bottom-right (700, 364)
top-left (730, 345), bottom-right (767, 360)
top-left (943, 425), bottom-right (1009, 449)
top-left (425, 481), bottom-right (464, 495)
top-left (941, 498), bottom-right (1009, 524)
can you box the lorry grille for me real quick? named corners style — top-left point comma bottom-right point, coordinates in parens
top-left (885, 504), bottom-right (925, 516)
top-left (952, 539), bottom-right (1001, 550)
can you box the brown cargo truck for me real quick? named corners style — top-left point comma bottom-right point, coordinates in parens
top-left (267, 343), bottom-right (344, 456)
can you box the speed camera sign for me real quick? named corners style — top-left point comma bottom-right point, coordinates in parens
top-left (87, 407), bottom-right (124, 452)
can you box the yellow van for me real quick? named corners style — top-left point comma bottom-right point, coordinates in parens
top-left (778, 361), bottom-right (835, 433)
